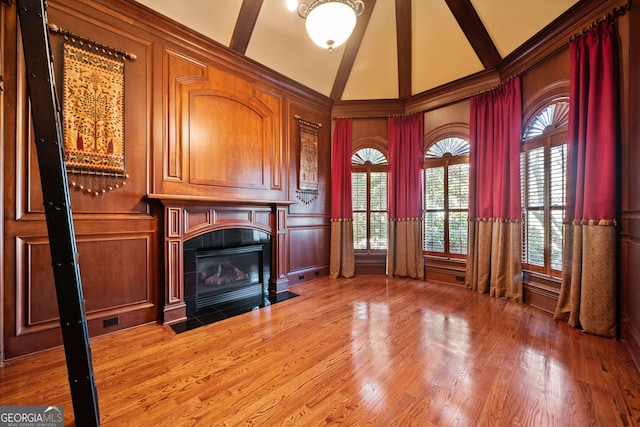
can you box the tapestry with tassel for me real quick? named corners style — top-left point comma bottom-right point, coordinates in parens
top-left (62, 40), bottom-right (128, 195)
top-left (295, 115), bottom-right (321, 204)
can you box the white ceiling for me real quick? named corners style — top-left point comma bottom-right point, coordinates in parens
top-left (133, 0), bottom-right (580, 101)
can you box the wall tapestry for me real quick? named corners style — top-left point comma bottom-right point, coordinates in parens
top-left (295, 115), bottom-right (321, 205)
top-left (59, 27), bottom-right (133, 196)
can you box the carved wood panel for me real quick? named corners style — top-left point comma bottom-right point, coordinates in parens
top-left (16, 235), bottom-right (154, 335)
top-left (162, 50), bottom-right (284, 200)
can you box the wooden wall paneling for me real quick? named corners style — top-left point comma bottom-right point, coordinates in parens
top-left (621, 0), bottom-right (640, 369)
top-left (352, 118), bottom-right (387, 151)
top-left (26, 8), bottom-right (155, 355)
top-left (287, 226), bottom-right (331, 285)
top-left (256, 86), bottom-right (284, 192)
top-left (187, 88), bottom-right (269, 188)
top-left (272, 207), bottom-right (289, 293)
top-left (423, 101), bottom-right (469, 135)
top-left (161, 50), bottom-right (286, 202)
top-left (520, 50), bottom-right (570, 111)
top-left (44, 2), bottom-right (152, 214)
top-left (286, 102), bottom-right (331, 215)
top-left (2, 2), bottom-right (22, 362)
top-left (165, 50), bottom-right (207, 183)
top-left (163, 206), bottom-right (185, 323)
top-left (354, 253), bottom-right (386, 276)
top-left (7, 232), bottom-right (157, 359)
top-left (1, 1), bottom-right (161, 359)
top-left (284, 102), bottom-right (331, 284)
top-left (0, 1), bottom-right (8, 365)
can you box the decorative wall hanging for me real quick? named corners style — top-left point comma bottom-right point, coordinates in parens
top-left (295, 115), bottom-right (322, 204)
top-left (56, 23), bottom-right (135, 196)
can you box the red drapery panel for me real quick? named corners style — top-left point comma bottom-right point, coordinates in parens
top-left (388, 113), bottom-right (424, 219)
top-left (331, 118), bottom-right (353, 219)
top-left (469, 77), bottom-right (522, 220)
top-left (567, 19), bottom-right (616, 223)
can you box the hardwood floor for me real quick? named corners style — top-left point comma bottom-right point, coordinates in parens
top-left (2, 276), bottom-right (640, 426)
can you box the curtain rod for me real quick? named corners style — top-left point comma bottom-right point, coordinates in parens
top-left (48, 23), bottom-right (137, 60)
top-left (470, 74), bottom-right (518, 97)
top-left (294, 114), bottom-right (322, 128)
top-left (331, 112), bottom-right (422, 121)
top-left (569, 3), bottom-right (629, 42)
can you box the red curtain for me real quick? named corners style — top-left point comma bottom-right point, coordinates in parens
top-left (331, 119), bottom-right (353, 220)
top-left (566, 20), bottom-right (616, 224)
top-left (469, 77), bottom-right (522, 221)
top-left (554, 19), bottom-right (617, 337)
top-left (329, 119), bottom-right (355, 278)
top-left (388, 113), bottom-right (424, 219)
top-left (387, 113), bottom-right (424, 279)
top-left (466, 77), bottom-right (523, 300)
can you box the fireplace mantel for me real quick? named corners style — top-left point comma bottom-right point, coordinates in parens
top-left (147, 193), bottom-right (297, 207)
top-left (147, 194), bottom-right (294, 323)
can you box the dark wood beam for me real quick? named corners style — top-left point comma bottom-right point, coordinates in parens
top-left (229, 0), bottom-right (263, 54)
top-left (330, 0), bottom-right (377, 101)
top-left (395, 0), bottom-right (412, 99)
top-left (444, 0), bottom-right (501, 69)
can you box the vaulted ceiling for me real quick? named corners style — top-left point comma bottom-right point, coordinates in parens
top-left (133, 0), bottom-right (580, 102)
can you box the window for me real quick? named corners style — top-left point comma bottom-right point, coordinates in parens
top-left (521, 101), bottom-right (569, 276)
top-left (352, 148), bottom-right (388, 252)
top-left (423, 137), bottom-right (470, 258)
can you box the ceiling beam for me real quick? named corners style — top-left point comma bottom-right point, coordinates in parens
top-left (444, 0), bottom-right (501, 69)
top-left (395, 0), bottom-right (412, 99)
top-left (330, 0), bottom-right (377, 101)
top-left (229, 0), bottom-right (264, 54)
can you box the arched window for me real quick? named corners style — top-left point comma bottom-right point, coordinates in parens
top-left (521, 100), bottom-right (569, 276)
top-left (352, 148), bottom-right (388, 252)
top-left (423, 137), bottom-right (470, 257)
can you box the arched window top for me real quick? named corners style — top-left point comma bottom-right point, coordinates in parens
top-left (523, 101), bottom-right (570, 141)
top-left (352, 147), bottom-right (387, 165)
top-left (425, 137), bottom-right (470, 159)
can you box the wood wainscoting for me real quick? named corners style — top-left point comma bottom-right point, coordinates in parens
top-left (1, 276), bottom-right (638, 426)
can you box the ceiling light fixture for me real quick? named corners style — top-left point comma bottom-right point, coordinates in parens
top-left (296, 0), bottom-right (364, 52)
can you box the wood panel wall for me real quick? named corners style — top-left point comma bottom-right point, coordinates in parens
top-left (1, 0), bottom-right (637, 372)
top-left (622, 1), bottom-right (640, 371)
top-left (1, 0), bottom-right (332, 360)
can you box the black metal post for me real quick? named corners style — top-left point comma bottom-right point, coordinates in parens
top-left (15, 0), bottom-right (100, 425)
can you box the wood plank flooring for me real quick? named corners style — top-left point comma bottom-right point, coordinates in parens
top-left (2, 276), bottom-right (640, 426)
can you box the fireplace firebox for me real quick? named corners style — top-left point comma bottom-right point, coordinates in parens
top-left (196, 245), bottom-right (263, 310)
top-left (184, 228), bottom-right (271, 315)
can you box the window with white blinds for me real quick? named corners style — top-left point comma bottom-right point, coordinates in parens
top-left (423, 137), bottom-right (470, 258)
top-left (521, 101), bottom-right (569, 276)
top-left (352, 148), bottom-right (388, 252)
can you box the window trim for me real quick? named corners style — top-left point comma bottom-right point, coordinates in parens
top-left (352, 147), bottom-right (388, 254)
top-left (521, 97), bottom-right (569, 278)
top-left (422, 134), bottom-right (470, 259)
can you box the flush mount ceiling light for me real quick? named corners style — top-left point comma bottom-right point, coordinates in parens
top-left (296, 0), bottom-right (365, 52)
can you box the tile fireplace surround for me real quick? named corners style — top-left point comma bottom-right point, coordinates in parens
top-left (148, 195), bottom-right (294, 324)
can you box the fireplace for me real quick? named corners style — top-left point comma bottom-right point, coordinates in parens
top-left (184, 228), bottom-right (271, 315)
top-left (148, 197), bottom-right (292, 324)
